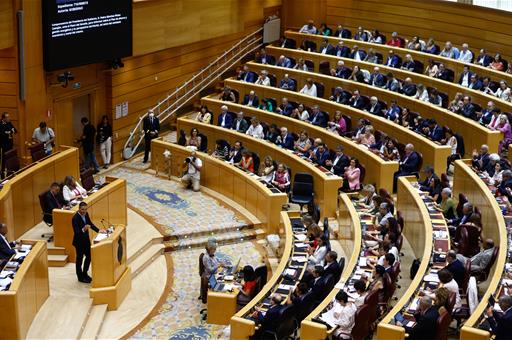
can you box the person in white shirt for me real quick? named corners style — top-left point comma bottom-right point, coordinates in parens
top-left (299, 19), bottom-right (317, 34)
top-left (414, 84), bottom-right (429, 102)
top-left (245, 117), bottom-right (265, 139)
top-left (299, 78), bottom-right (317, 97)
top-left (32, 121), bottom-right (55, 155)
top-left (320, 291), bottom-right (357, 339)
top-left (180, 151), bottom-right (202, 192)
top-left (308, 235), bottom-right (328, 268)
top-left (353, 280), bottom-right (368, 307)
top-left (425, 269), bottom-right (461, 310)
top-left (255, 70), bottom-right (271, 86)
top-left (457, 43), bottom-right (473, 63)
top-left (297, 104), bottom-right (310, 121)
top-left (486, 80), bottom-right (511, 102)
top-left (63, 176), bottom-right (87, 202)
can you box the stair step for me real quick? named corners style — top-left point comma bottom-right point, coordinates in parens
top-left (48, 254), bottom-right (68, 267)
top-left (80, 304), bottom-right (108, 339)
top-left (48, 246), bottom-right (66, 256)
top-left (169, 223), bottom-right (253, 241)
top-left (130, 243), bottom-right (165, 278)
top-left (164, 229), bottom-right (262, 251)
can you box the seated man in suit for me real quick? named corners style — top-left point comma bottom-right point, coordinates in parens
top-left (310, 265), bottom-right (326, 296)
top-left (279, 74), bottom-right (295, 91)
top-left (422, 119), bottom-right (444, 142)
top-left (331, 60), bottom-right (351, 79)
top-left (399, 296), bottom-right (439, 340)
top-left (231, 111), bottom-right (249, 133)
top-left (401, 54), bottom-right (416, 72)
top-left (458, 43), bottom-right (473, 63)
top-left (444, 250), bottom-right (466, 288)
top-left (418, 166), bottom-right (439, 191)
top-left (276, 55), bottom-right (292, 68)
top-left (217, 105), bottom-right (233, 129)
top-left (385, 50), bottom-right (400, 68)
top-left (476, 49), bottom-right (492, 67)
top-left (393, 143), bottom-right (420, 192)
top-left (318, 39), bottom-right (335, 55)
top-left (447, 201), bottom-right (473, 227)
top-left (370, 67), bottom-right (386, 88)
top-left (401, 78), bottom-right (417, 97)
top-left (368, 96), bottom-right (384, 116)
top-left (485, 295), bottom-right (512, 340)
top-left (308, 105), bottom-right (328, 127)
top-left (458, 65), bottom-right (474, 87)
top-left (310, 143), bottom-right (330, 167)
top-left (0, 223), bottom-right (16, 260)
top-left (461, 96), bottom-right (477, 120)
top-left (335, 40), bottom-right (350, 58)
top-left (348, 90), bottom-right (365, 110)
top-left (472, 144), bottom-right (490, 171)
top-left (385, 72), bottom-right (400, 92)
top-left (330, 86), bottom-right (350, 104)
top-left (478, 101), bottom-right (496, 125)
top-left (324, 251), bottom-right (341, 279)
top-left (43, 182), bottom-right (66, 224)
top-left (456, 238), bottom-right (495, 274)
top-left (255, 47), bottom-right (272, 64)
top-left (242, 90), bottom-right (259, 108)
top-left (349, 45), bottom-right (366, 61)
top-left (334, 24), bottom-right (351, 38)
top-left (435, 63), bottom-right (451, 81)
top-left (468, 74), bottom-right (483, 91)
top-left (251, 294), bottom-right (286, 336)
top-left (325, 145), bottom-right (350, 176)
top-left (239, 65), bottom-right (256, 83)
top-left (72, 202), bottom-right (106, 283)
top-left (299, 19), bottom-right (318, 34)
top-left (227, 141), bottom-right (244, 165)
top-left (277, 127), bottom-right (295, 150)
top-left (276, 97), bottom-right (294, 116)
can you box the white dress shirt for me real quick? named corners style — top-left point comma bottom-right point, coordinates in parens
top-left (300, 84), bottom-right (317, 97)
top-left (255, 76), bottom-right (270, 86)
top-left (458, 50), bottom-right (473, 63)
top-left (63, 183), bottom-right (87, 202)
top-left (246, 124), bottom-right (264, 139)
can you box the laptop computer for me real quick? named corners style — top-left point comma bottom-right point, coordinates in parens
top-left (209, 274), bottom-right (225, 292)
top-left (226, 257), bottom-right (241, 275)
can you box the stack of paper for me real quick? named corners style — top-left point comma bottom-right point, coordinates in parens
top-left (294, 234), bottom-right (307, 242)
top-left (358, 257), bottom-right (367, 267)
top-left (284, 269), bottom-right (297, 276)
top-left (291, 256), bottom-right (307, 262)
top-left (20, 244), bottom-right (32, 251)
top-left (423, 274), bottom-right (440, 283)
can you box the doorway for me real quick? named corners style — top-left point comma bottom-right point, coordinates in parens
top-left (54, 93), bottom-right (92, 148)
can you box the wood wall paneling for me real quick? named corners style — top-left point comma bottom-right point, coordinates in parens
top-left (0, 0), bottom-right (14, 50)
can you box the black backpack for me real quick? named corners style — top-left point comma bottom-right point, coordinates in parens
top-left (410, 259), bottom-right (421, 279)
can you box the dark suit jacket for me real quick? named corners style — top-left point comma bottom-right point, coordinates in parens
top-left (402, 84), bottom-right (417, 97)
top-left (369, 103), bottom-right (384, 116)
top-left (350, 50), bottom-right (366, 60)
top-left (143, 116), bottom-right (160, 139)
top-left (331, 154), bottom-right (350, 175)
top-left (334, 29), bottom-right (351, 39)
top-left (319, 44), bottom-right (335, 55)
top-left (408, 306), bottom-right (440, 340)
top-left (402, 60), bottom-right (416, 71)
top-left (349, 97), bottom-right (365, 110)
top-left (312, 150), bottom-right (330, 166)
top-left (472, 152), bottom-right (490, 171)
top-left (258, 304), bottom-right (285, 333)
top-left (242, 95), bottom-right (259, 108)
top-left (399, 152), bottom-right (420, 175)
top-left (276, 57), bottom-right (292, 68)
top-left (476, 54), bottom-right (492, 67)
top-left (419, 174), bottom-right (439, 191)
top-left (81, 123), bottom-right (96, 153)
top-left (311, 277), bottom-right (326, 297)
top-left (228, 148), bottom-right (243, 164)
top-left (335, 67), bottom-right (351, 79)
top-left (309, 112), bottom-right (328, 127)
top-left (279, 79), bottom-right (295, 91)
top-left (278, 103), bottom-right (294, 116)
top-left (430, 125), bottom-right (445, 142)
top-left (445, 259), bottom-right (465, 288)
top-left (0, 236), bottom-right (15, 260)
top-left (480, 109), bottom-right (494, 125)
top-left (71, 212), bottom-right (99, 248)
top-left (331, 93), bottom-right (350, 104)
top-left (488, 307), bottom-right (512, 340)
top-left (385, 55), bottom-right (400, 68)
top-left (370, 73), bottom-right (386, 87)
top-left (43, 191), bottom-right (66, 223)
top-left (240, 71), bottom-right (256, 83)
top-left (324, 261), bottom-right (341, 278)
top-left (436, 70), bottom-right (451, 81)
top-left (458, 71), bottom-right (475, 85)
top-left (468, 80), bottom-right (483, 91)
top-left (217, 113), bottom-right (233, 128)
top-left (231, 119), bottom-right (249, 133)
top-left (335, 46), bottom-right (350, 58)
top-left (279, 134), bottom-right (295, 150)
top-left (462, 104), bottom-right (477, 120)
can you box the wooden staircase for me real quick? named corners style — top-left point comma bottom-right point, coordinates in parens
top-left (48, 244), bottom-right (68, 267)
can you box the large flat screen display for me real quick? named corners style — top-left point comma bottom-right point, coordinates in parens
top-left (42, 0), bottom-right (132, 71)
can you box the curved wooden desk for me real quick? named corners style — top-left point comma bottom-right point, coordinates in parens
top-left (284, 30), bottom-right (512, 89)
top-left (176, 118), bottom-right (342, 218)
top-left (246, 61), bottom-right (501, 155)
top-left (453, 159), bottom-right (508, 340)
top-left (150, 140), bottom-right (288, 234)
top-left (0, 240), bottom-right (49, 340)
top-left (224, 78), bottom-right (451, 177)
top-left (376, 177), bottom-right (447, 339)
top-left (265, 45), bottom-right (512, 115)
top-left (0, 147), bottom-right (80, 241)
top-left (300, 192), bottom-right (362, 339)
top-left (201, 96), bottom-right (398, 192)
top-left (53, 177), bottom-right (128, 263)
top-left (230, 211), bottom-right (298, 338)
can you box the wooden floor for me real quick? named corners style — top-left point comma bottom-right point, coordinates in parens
top-left (25, 209), bottom-right (168, 339)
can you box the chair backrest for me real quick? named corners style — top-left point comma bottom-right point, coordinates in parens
top-left (457, 193), bottom-right (468, 216)
top-left (38, 190), bottom-right (52, 224)
top-left (199, 133), bottom-right (208, 152)
top-left (314, 81), bottom-right (325, 98)
top-left (80, 168), bottom-right (95, 191)
top-left (462, 258), bottom-right (471, 292)
top-left (4, 148), bottom-right (19, 175)
top-left (252, 152), bottom-right (260, 174)
top-left (276, 305), bottom-right (297, 339)
top-left (323, 217), bottom-right (329, 235)
top-left (292, 182), bottom-right (313, 197)
top-left (392, 261), bottom-right (401, 282)
top-left (294, 172), bottom-right (313, 184)
top-left (379, 188), bottom-right (391, 200)
top-left (312, 204), bottom-right (321, 224)
top-left (319, 60), bottom-right (330, 75)
top-left (254, 265), bottom-right (267, 286)
top-left (435, 310), bottom-right (452, 340)
top-left (446, 291), bottom-right (456, 315)
top-left (199, 253), bottom-right (205, 276)
top-left (178, 129), bottom-right (187, 146)
top-left (338, 257), bottom-right (345, 274)
top-left (483, 247), bottom-right (499, 277)
top-left (397, 211), bottom-right (404, 231)
top-left (396, 234), bottom-right (404, 252)
top-left (364, 290), bottom-right (379, 325)
top-left (296, 291), bottom-right (316, 321)
top-left (304, 59), bottom-right (314, 71)
top-left (358, 163), bottom-right (366, 184)
top-left (29, 142), bottom-right (47, 162)
top-left (351, 304), bottom-right (370, 340)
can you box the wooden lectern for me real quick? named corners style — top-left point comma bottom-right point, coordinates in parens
top-left (89, 225), bottom-right (131, 310)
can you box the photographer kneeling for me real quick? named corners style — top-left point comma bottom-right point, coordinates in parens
top-left (181, 151), bottom-right (202, 192)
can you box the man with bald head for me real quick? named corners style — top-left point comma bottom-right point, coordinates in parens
top-left (457, 239), bottom-right (495, 274)
top-left (251, 293), bottom-right (285, 336)
top-left (0, 223), bottom-right (15, 260)
top-left (393, 143), bottom-right (420, 192)
top-left (404, 295), bottom-right (439, 340)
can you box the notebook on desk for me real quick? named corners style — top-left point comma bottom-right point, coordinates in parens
top-left (209, 274), bottom-right (226, 292)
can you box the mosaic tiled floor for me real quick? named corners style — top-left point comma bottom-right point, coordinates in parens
top-left (106, 166), bottom-right (248, 236)
top-left (131, 243), bottom-right (264, 339)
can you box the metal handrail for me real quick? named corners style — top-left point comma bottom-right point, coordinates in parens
top-left (122, 27), bottom-right (263, 159)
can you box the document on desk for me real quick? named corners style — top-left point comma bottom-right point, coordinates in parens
top-left (291, 256), bottom-right (307, 262)
top-left (0, 270), bottom-right (14, 279)
top-left (320, 303), bottom-right (342, 328)
top-left (279, 284), bottom-right (295, 291)
top-left (20, 244), bottom-right (32, 251)
top-left (423, 274), bottom-right (440, 283)
top-left (0, 277), bottom-right (13, 287)
top-left (94, 233), bottom-right (109, 242)
top-left (358, 257), bottom-right (367, 267)
top-left (294, 234), bottom-right (307, 242)
top-left (284, 269), bottom-right (297, 276)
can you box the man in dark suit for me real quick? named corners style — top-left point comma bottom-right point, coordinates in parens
top-left (142, 110), bottom-right (160, 163)
top-left (231, 112), bottom-right (249, 133)
top-left (0, 223), bottom-right (15, 260)
top-left (435, 63), bottom-right (451, 81)
top-left (308, 106), bottom-right (327, 128)
top-left (279, 74), bottom-right (295, 91)
top-left (404, 296), bottom-right (439, 340)
top-left (476, 49), bottom-right (492, 67)
top-left (276, 98), bottom-right (294, 116)
top-left (444, 250), bottom-right (465, 288)
top-left (401, 78), bottom-right (417, 97)
top-left (280, 37), bottom-right (295, 49)
top-left (251, 294), bottom-right (285, 336)
top-left (468, 74), bottom-right (483, 91)
top-left (242, 91), bottom-right (259, 108)
top-left (239, 65), bottom-right (256, 83)
top-left (330, 87), bottom-right (350, 104)
top-left (458, 66), bottom-right (475, 87)
top-left (461, 96), bottom-right (477, 120)
top-left (278, 127), bottom-right (295, 150)
top-left (0, 112), bottom-right (17, 174)
top-left (217, 105), bottom-right (233, 129)
top-left (78, 117), bottom-right (100, 172)
top-left (385, 73), bottom-right (400, 92)
top-left (276, 55), bottom-right (292, 68)
top-left (326, 146), bottom-right (350, 175)
top-left (349, 46), bottom-right (366, 61)
top-left (486, 295), bottom-right (512, 340)
top-left (472, 144), bottom-right (490, 171)
top-left (478, 102), bottom-right (496, 125)
top-left (43, 182), bottom-right (66, 224)
top-left (370, 67), bottom-right (386, 88)
top-left (310, 143), bottom-right (330, 166)
top-left (332, 60), bottom-right (351, 79)
top-left (72, 202), bottom-right (105, 283)
top-left (349, 90), bottom-right (365, 110)
top-left (447, 202), bottom-right (473, 227)
top-left (418, 166), bottom-right (438, 191)
top-left (318, 39), bottom-right (335, 55)
top-left (334, 25), bottom-right (351, 39)
top-left (401, 54), bottom-right (415, 72)
top-left (393, 143), bottom-right (420, 192)
top-left (310, 266), bottom-right (326, 297)
top-left (368, 96), bottom-right (384, 116)
top-left (384, 50), bottom-right (400, 68)
top-left (335, 41), bottom-right (350, 58)
top-left (227, 141), bottom-right (243, 165)
top-left (383, 253), bottom-right (395, 275)
top-left (323, 251), bottom-right (341, 279)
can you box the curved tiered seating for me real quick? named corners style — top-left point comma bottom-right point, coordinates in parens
top-left (376, 176), bottom-right (450, 338)
top-left (300, 192), bottom-right (363, 339)
top-left (230, 211), bottom-right (303, 339)
top-left (176, 118), bottom-right (342, 217)
top-left (201, 97), bottom-right (398, 191)
top-left (452, 160), bottom-right (508, 340)
top-left (265, 45), bottom-right (512, 115)
top-left (225, 78), bottom-right (452, 176)
top-left (245, 61), bottom-right (501, 155)
top-left (284, 30), bottom-right (512, 90)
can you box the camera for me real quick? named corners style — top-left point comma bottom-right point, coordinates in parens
top-left (185, 158), bottom-right (191, 163)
